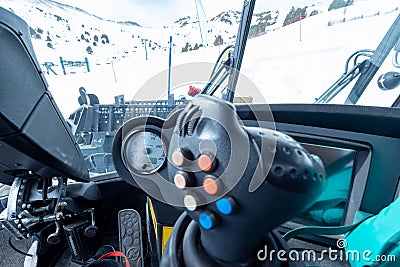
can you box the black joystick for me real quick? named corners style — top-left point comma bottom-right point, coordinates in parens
top-left (165, 95), bottom-right (326, 264)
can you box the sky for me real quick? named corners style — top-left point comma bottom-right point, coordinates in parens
top-left (54, 0), bottom-right (332, 27)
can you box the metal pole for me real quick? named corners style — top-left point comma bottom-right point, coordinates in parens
top-left (60, 57), bottom-right (66, 75)
top-left (167, 36), bottom-right (172, 98)
top-left (85, 57), bottom-right (90, 72)
top-left (144, 39), bottom-right (148, 60)
top-left (111, 61), bottom-right (117, 82)
top-left (299, 13), bottom-right (302, 42)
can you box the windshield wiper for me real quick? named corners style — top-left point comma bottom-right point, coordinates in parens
top-left (345, 14), bottom-right (400, 105)
top-left (224, 0), bottom-right (257, 103)
top-left (201, 0), bottom-right (256, 103)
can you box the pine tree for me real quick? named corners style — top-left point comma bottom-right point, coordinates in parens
top-left (283, 6), bottom-right (307, 27)
top-left (86, 46), bottom-right (93, 55)
top-left (328, 0), bottom-right (352, 11)
top-left (214, 35), bottom-right (223, 46)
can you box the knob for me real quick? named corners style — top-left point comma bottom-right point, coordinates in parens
top-left (84, 225), bottom-right (98, 238)
top-left (84, 208), bottom-right (98, 238)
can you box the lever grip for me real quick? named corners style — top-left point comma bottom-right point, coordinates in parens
top-left (166, 95), bottom-right (326, 263)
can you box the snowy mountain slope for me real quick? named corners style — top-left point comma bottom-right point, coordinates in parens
top-left (1, 0), bottom-right (173, 63)
top-left (2, 0), bottom-right (387, 65)
top-left (1, 0), bottom-right (286, 63)
top-left (241, 0), bottom-right (400, 107)
top-left (1, 0), bottom-right (399, 117)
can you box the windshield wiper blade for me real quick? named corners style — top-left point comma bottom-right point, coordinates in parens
top-left (345, 14), bottom-right (400, 105)
top-left (224, 0), bottom-right (257, 103)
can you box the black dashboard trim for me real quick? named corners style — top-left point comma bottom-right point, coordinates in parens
top-left (236, 104), bottom-right (400, 139)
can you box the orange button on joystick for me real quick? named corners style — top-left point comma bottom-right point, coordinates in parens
top-left (198, 154), bottom-right (214, 172)
top-left (203, 177), bottom-right (219, 195)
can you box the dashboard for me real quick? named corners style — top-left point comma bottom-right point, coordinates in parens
top-left (107, 102), bottom-right (400, 260)
top-left (112, 103), bottom-right (400, 218)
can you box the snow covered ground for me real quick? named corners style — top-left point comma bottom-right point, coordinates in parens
top-left (2, 0), bottom-right (400, 117)
top-left (242, 0), bottom-right (400, 106)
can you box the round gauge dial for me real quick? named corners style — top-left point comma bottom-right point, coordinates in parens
top-left (123, 130), bottom-right (166, 174)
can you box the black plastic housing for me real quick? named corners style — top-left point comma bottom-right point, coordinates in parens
top-left (0, 7), bottom-right (89, 183)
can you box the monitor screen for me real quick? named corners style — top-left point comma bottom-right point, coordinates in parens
top-left (293, 143), bottom-right (356, 226)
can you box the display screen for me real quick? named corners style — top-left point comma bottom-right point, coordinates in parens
top-left (293, 144), bottom-right (356, 226)
top-left (137, 156), bottom-right (158, 165)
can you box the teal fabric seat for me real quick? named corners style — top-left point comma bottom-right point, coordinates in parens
top-left (345, 197), bottom-right (400, 266)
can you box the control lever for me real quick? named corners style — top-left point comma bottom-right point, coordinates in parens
top-left (20, 212), bottom-right (63, 229)
top-left (47, 221), bottom-right (61, 244)
top-left (84, 208), bottom-right (98, 237)
top-left (165, 95), bottom-right (327, 264)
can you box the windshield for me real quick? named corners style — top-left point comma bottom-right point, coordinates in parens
top-left (2, 0), bottom-right (399, 175)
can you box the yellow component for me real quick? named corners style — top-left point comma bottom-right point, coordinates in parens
top-left (221, 46), bottom-right (233, 61)
top-left (162, 226), bottom-right (174, 253)
top-left (148, 198), bottom-right (158, 240)
top-left (148, 198), bottom-right (174, 254)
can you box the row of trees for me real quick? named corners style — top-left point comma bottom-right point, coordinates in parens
top-left (328, 0), bottom-right (354, 11)
top-left (283, 7), bottom-right (307, 27)
top-left (283, 0), bottom-right (353, 27)
top-left (182, 42), bottom-right (204, 52)
top-left (249, 22), bottom-right (268, 37)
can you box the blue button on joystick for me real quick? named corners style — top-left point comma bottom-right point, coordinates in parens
top-left (199, 213), bottom-right (215, 230)
top-left (216, 197), bottom-right (235, 215)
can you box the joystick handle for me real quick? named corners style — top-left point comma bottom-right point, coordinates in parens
top-left (166, 95), bottom-right (326, 263)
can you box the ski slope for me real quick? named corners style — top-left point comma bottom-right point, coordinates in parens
top-left (241, 0), bottom-right (400, 107)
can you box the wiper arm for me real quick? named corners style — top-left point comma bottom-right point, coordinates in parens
top-left (201, 45), bottom-right (234, 96)
top-left (345, 14), bottom-right (400, 105)
top-left (201, 63), bottom-right (231, 96)
top-left (315, 50), bottom-right (373, 104)
top-left (200, 0), bottom-right (256, 102)
top-left (224, 0), bottom-right (257, 103)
